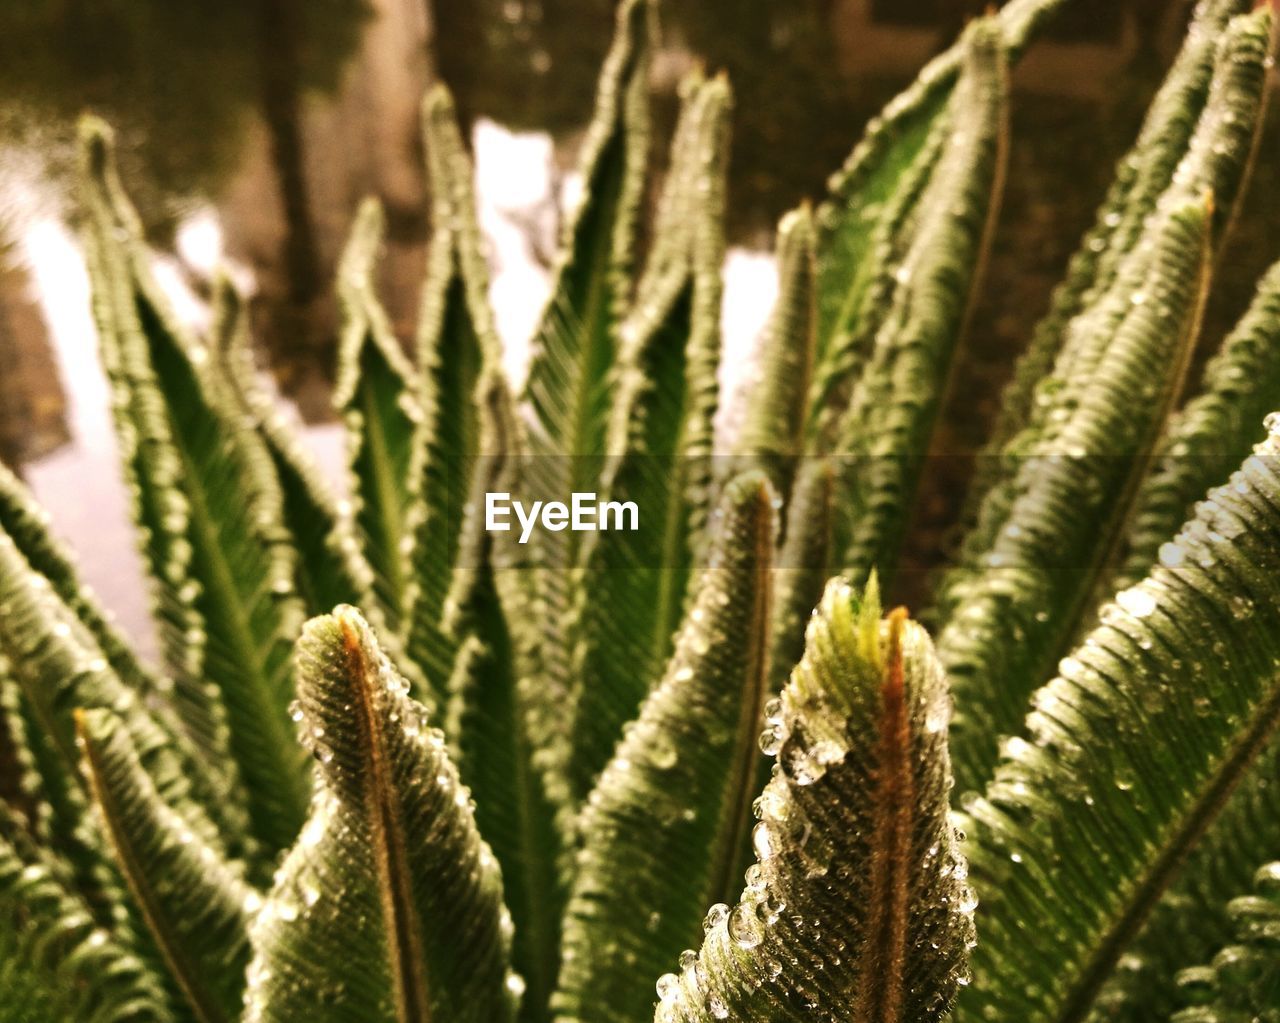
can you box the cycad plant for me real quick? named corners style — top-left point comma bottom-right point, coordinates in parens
top-left (3, 0), bottom-right (1280, 1020)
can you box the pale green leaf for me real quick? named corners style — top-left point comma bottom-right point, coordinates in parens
top-left (555, 471), bottom-right (776, 1023)
top-left (79, 118), bottom-right (309, 856)
top-left (652, 579), bottom-right (972, 1023)
top-left (243, 607), bottom-right (515, 1023)
top-left (334, 198), bottom-right (423, 633)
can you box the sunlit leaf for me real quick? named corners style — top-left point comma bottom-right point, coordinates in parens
top-left (938, 6), bottom-right (1273, 797)
top-left (652, 578), bottom-right (972, 1023)
top-left (79, 118), bottom-right (309, 855)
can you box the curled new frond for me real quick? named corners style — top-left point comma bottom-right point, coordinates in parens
top-left (555, 472), bottom-right (775, 1023)
top-left (956, 422), bottom-right (1280, 1023)
top-left (654, 579), bottom-right (971, 1023)
top-left (243, 608), bottom-right (515, 1023)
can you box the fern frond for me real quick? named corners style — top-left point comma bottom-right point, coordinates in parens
top-left (243, 607), bottom-right (515, 1023)
top-left (833, 19), bottom-right (1008, 588)
top-left (0, 808), bottom-right (174, 1023)
top-left (1114, 260), bottom-right (1280, 590)
top-left (653, 578), bottom-right (971, 1023)
top-left (76, 709), bottom-right (252, 1023)
top-left (555, 472), bottom-right (775, 1023)
top-left (212, 275), bottom-right (376, 617)
top-left (334, 198), bottom-right (423, 633)
top-left (563, 69), bottom-right (730, 810)
top-left (79, 118), bottom-right (309, 856)
top-left (401, 85), bottom-right (504, 714)
top-left (955, 420), bottom-right (1280, 1023)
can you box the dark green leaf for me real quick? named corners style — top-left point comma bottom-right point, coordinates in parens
top-left (76, 708), bottom-right (252, 1023)
top-left (563, 69), bottom-right (730, 809)
top-left (954, 420), bottom-right (1280, 1023)
top-left (0, 807), bottom-right (174, 1023)
top-left (832, 19), bottom-right (1008, 587)
top-left (555, 471), bottom-right (775, 1023)
top-left (402, 85), bottom-right (504, 713)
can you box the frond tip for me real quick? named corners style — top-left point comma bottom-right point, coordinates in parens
top-left (654, 578), bottom-right (971, 1023)
top-left (243, 607), bottom-right (516, 1023)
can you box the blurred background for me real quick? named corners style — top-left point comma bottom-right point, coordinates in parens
top-left (0, 0), bottom-right (1275, 653)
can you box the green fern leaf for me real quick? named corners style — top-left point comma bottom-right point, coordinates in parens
top-left (808, 0), bottom-right (1062, 439)
top-left (737, 205), bottom-right (816, 499)
top-left (555, 471), bottom-right (775, 1023)
top-left (954, 421), bottom-right (1280, 1023)
top-left (401, 85), bottom-right (504, 713)
top-left (1115, 259), bottom-right (1280, 590)
top-left (651, 578), bottom-right (971, 1023)
top-left (0, 807), bottom-right (174, 1023)
top-left (833, 19), bottom-right (1008, 587)
top-left (938, 6), bottom-right (1273, 797)
top-left (956, 0), bottom-right (1269, 563)
top-left (0, 524), bottom-right (230, 878)
top-left (442, 375), bottom-right (564, 1023)
top-left (243, 607), bottom-right (516, 1023)
top-left (79, 119), bottom-right (309, 855)
top-left (1171, 861), bottom-right (1280, 1022)
top-left (76, 708), bottom-right (252, 1023)
top-left (211, 275), bottom-right (376, 617)
top-left (517, 0), bottom-right (652, 776)
top-left (563, 69), bottom-right (730, 809)
top-left (334, 198), bottom-right (423, 633)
